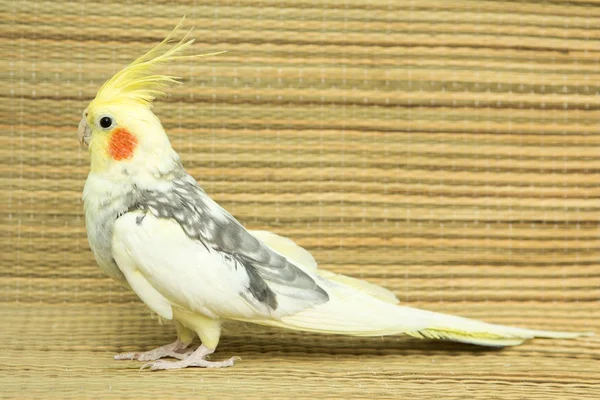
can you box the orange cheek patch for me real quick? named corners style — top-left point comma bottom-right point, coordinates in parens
top-left (108, 128), bottom-right (138, 161)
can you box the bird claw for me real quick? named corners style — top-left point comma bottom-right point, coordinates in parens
top-left (139, 345), bottom-right (239, 370)
top-left (114, 339), bottom-right (193, 361)
top-left (139, 348), bottom-right (195, 361)
top-left (141, 356), bottom-right (238, 371)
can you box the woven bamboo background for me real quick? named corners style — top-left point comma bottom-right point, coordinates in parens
top-left (1, 0), bottom-right (599, 398)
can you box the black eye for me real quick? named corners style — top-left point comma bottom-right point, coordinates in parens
top-left (99, 116), bottom-right (113, 129)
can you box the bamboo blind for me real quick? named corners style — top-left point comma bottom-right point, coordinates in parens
top-left (1, 1), bottom-right (599, 399)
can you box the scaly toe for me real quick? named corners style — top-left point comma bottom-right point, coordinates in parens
top-left (115, 340), bottom-right (191, 362)
top-left (162, 347), bottom-right (197, 360)
top-left (199, 356), bottom-right (238, 368)
top-left (141, 360), bottom-right (182, 371)
top-left (140, 356), bottom-right (239, 371)
top-left (137, 352), bottom-right (160, 362)
top-left (189, 355), bottom-right (239, 369)
top-left (114, 352), bottom-right (140, 360)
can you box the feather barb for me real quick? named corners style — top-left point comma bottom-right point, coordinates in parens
top-left (92, 17), bottom-right (225, 107)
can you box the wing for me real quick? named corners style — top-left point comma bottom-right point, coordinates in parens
top-left (112, 174), bottom-right (328, 319)
top-left (248, 230), bottom-right (318, 271)
top-left (249, 229), bottom-right (400, 305)
top-left (112, 211), bottom-right (276, 319)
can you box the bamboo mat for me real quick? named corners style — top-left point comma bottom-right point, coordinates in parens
top-left (1, 0), bottom-right (599, 398)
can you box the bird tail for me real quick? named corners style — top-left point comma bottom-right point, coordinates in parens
top-left (253, 280), bottom-right (592, 347)
top-left (401, 315), bottom-right (590, 347)
top-left (247, 230), bottom-right (592, 346)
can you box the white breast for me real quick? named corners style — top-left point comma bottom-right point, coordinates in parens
top-left (112, 211), bottom-right (263, 320)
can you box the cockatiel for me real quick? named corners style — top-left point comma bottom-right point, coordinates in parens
top-left (79, 21), bottom-right (591, 371)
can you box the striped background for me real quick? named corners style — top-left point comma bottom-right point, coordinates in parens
top-left (1, 1), bottom-right (599, 399)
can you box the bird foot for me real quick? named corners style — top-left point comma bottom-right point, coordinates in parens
top-left (114, 339), bottom-right (194, 361)
top-left (141, 345), bottom-right (239, 370)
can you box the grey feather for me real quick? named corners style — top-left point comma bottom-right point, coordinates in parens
top-left (128, 173), bottom-right (329, 311)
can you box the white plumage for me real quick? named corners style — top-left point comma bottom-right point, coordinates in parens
top-left (111, 208), bottom-right (588, 352)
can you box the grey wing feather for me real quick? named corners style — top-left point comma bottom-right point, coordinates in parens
top-left (133, 173), bottom-right (329, 312)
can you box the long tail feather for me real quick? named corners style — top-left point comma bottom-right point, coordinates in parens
top-left (251, 282), bottom-right (592, 347)
top-left (402, 313), bottom-right (591, 347)
top-left (245, 230), bottom-right (592, 346)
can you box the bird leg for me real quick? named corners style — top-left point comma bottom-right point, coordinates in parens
top-left (140, 344), bottom-right (238, 370)
top-left (114, 339), bottom-right (195, 361)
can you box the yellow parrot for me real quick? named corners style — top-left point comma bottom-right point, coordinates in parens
top-left (78, 21), bottom-right (591, 370)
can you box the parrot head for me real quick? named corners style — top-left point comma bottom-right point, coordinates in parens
top-left (77, 20), bottom-right (224, 175)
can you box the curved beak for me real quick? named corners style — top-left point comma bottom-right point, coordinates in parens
top-left (78, 117), bottom-right (92, 147)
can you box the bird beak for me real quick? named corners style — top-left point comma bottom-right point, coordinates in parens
top-left (78, 117), bottom-right (92, 147)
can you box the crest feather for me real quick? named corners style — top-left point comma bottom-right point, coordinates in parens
top-left (92, 18), bottom-right (225, 107)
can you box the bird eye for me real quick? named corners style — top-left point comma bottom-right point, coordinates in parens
top-left (99, 116), bottom-right (113, 129)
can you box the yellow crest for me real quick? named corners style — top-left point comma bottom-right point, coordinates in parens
top-left (91, 18), bottom-right (225, 108)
